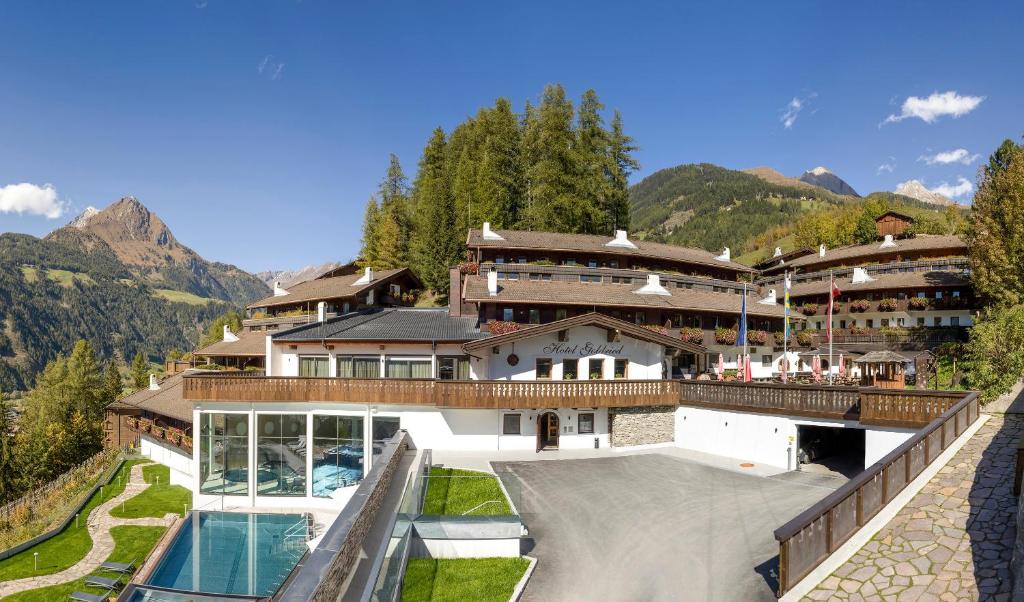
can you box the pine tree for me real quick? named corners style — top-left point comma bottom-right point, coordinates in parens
top-left (576, 89), bottom-right (611, 233)
top-left (67, 340), bottom-right (103, 424)
top-left (103, 361), bottom-right (123, 405)
top-left (474, 99), bottom-right (524, 228)
top-left (606, 110), bottom-right (639, 232)
top-left (0, 393), bottom-right (18, 503)
top-left (130, 351), bottom-right (149, 390)
top-left (452, 147), bottom-right (478, 236)
top-left (525, 84), bottom-right (580, 232)
top-left (411, 128), bottom-right (461, 292)
top-left (358, 197), bottom-right (380, 268)
top-left (968, 139), bottom-right (1024, 306)
top-left (374, 155), bottom-right (412, 268)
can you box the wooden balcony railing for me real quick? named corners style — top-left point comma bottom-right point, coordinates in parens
top-left (678, 380), bottom-right (861, 420)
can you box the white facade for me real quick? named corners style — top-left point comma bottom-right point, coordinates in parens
top-left (140, 435), bottom-right (193, 487)
top-left (801, 309), bottom-right (973, 331)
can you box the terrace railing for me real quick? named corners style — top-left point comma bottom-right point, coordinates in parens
top-left (772, 391), bottom-right (979, 597)
top-left (677, 380), bottom-right (861, 420)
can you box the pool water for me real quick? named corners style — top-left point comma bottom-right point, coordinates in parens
top-left (312, 464), bottom-right (363, 497)
top-left (147, 512), bottom-right (307, 597)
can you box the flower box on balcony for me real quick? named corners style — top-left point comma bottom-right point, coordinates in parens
top-left (181, 436), bottom-right (193, 451)
top-left (714, 328), bottom-right (738, 345)
top-left (149, 426), bottom-right (165, 439)
top-left (848, 325), bottom-right (869, 335)
top-left (907, 297), bottom-right (930, 310)
top-left (126, 417), bottom-right (139, 432)
top-left (747, 330), bottom-right (769, 345)
top-left (138, 419), bottom-right (153, 433)
top-left (165, 429), bottom-right (183, 445)
top-left (878, 298), bottom-right (898, 312)
top-left (642, 324), bottom-right (669, 335)
top-left (849, 299), bottom-right (871, 312)
top-left (457, 261), bottom-right (480, 275)
top-left (680, 327), bottom-right (704, 345)
top-left (487, 320), bottom-right (521, 335)
top-left (796, 330), bottom-right (817, 347)
top-left (798, 303), bottom-right (819, 316)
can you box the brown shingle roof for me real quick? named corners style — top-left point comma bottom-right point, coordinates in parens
top-left (247, 268), bottom-right (410, 310)
top-left (466, 228), bottom-right (755, 273)
top-left (194, 331), bottom-right (267, 357)
top-left (117, 371), bottom-right (194, 423)
top-left (785, 235), bottom-right (966, 270)
top-left (789, 270), bottom-right (970, 298)
top-left (463, 276), bottom-right (788, 318)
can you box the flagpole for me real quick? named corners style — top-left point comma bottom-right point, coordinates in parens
top-left (829, 270), bottom-right (834, 385)
top-left (743, 282), bottom-right (748, 379)
top-left (783, 272), bottom-right (788, 384)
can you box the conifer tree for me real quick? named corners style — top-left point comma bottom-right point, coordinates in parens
top-left (474, 99), bottom-right (523, 228)
top-left (606, 110), bottom-right (639, 232)
top-left (968, 139), bottom-right (1024, 306)
top-left (576, 89), bottom-right (611, 232)
top-left (67, 340), bottom-right (103, 424)
top-left (373, 154), bottom-right (412, 268)
top-left (103, 360), bottom-right (123, 405)
top-left (525, 84), bottom-right (580, 232)
top-left (358, 197), bottom-right (380, 268)
top-left (130, 351), bottom-right (148, 390)
top-left (411, 128), bottom-right (461, 293)
top-left (0, 392), bottom-right (18, 503)
top-left (453, 147), bottom-right (478, 236)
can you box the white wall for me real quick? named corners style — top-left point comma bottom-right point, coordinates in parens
top-left (140, 435), bottom-right (193, 487)
top-left (864, 428), bottom-right (915, 466)
top-left (803, 309), bottom-right (973, 331)
top-left (411, 538), bottom-right (520, 559)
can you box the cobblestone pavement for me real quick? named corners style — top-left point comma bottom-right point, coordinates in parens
top-left (0, 462), bottom-right (179, 597)
top-left (803, 415), bottom-right (1023, 602)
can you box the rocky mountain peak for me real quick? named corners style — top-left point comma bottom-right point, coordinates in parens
top-left (807, 166), bottom-right (831, 176)
top-left (799, 166), bottom-right (860, 197)
top-left (893, 180), bottom-right (955, 206)
top-left (67, 206), bottom-right (100, 229)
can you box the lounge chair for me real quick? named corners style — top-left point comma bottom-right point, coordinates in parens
top-left (70, 590), bottom-right (111, 602)
top-left (84, 575), bottom-right (122, 590)
top-left (99, 558), bottom-right (136, 574)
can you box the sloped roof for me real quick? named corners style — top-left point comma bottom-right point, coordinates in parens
top-left (116, 371), bottom-right (196, 423)
top-left (272, 308), bottom-right (485, 343)
top-left (463, 276), bottom-right (788, 318)
top-left (463, 312), bottom-right (706, 353)
top-left (854, 350), bottom-right (913, 364)
top-left (247, 268), bottom-right (414, 310)
top-left (194, 330), bottom-right (267, 357)
top-left (466, 228), bottom-right (755, 273)
top-left (785, 235), bottom-right (966, 270)
top-left (789, 270), bottom-right (970, 298)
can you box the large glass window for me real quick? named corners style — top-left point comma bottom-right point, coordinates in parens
top-left (199, 413), bottom-right (250, 496)
top-left (385, 357), bottom-right (432, 378)
top-left (372, 417), bottom-right (401, 453)
top-left (299, 356), bottom-right (329, 377)
top-left (438, 356), bottom-right (471, 380)
top-left (255, 414), bottom-right (307, 496)
top-left (337, 356), bottom-right (380, 378)
top-left (312, 415), bottom-right (365, 498)
top-left (578, 413), bottom-right (595, 435)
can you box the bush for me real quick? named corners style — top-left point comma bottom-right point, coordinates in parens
top-left (907, 297), bottom-right (930, 310)
top-left (849, 299), bottom-right (871, 312)
top-left (878, 298), bottom-right (898, 312)
top-left (679, 327), bottom-right (704, 345)
top-left (714, 328), bottom-right (737, 345)
top-left (965, 305), bottom-right (1024, 401)
top-left (799, 303), bottom-right (819, 316)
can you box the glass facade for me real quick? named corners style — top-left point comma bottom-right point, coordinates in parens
top-left (312, 415), bottom-right (365, 497)
top-left (299, 356), bottom-right (329, 377)
top-left (255, 414), bottom-right (307, 496)
top-left (385, 358), bottom-right (432, 379)
top-left (337, 356), bottom-right (380, 378)
top-left (199, 413), bottom-right (250, 495)
top-left (437, 356), bottom-right (471, 380)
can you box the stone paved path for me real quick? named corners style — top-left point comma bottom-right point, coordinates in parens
top-left (0, 462), bottom-right (179, 597)
top-left (803, 414), bottom-right (1023, 602)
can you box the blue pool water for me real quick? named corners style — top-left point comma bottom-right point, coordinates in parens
top-left (311, 464), bottom-right (363, 497)
top-left (147, 512), bottom-right (306, 597)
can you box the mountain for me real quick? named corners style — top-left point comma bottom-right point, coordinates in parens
top-left (893, 180), bottom-right (955, 206)
top-left (799, 167), bottom-right (860, 197)
top-left (48, 197), bottom-right (269, 306)
top-left (256, 261), bottom-right (345, 289)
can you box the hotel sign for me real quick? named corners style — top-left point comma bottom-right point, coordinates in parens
top-left (541, 342), bottom-right (625, 357)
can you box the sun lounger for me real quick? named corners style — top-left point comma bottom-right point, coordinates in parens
top-left (84, 574), bottom-right (121, 590)
top-left (99, 558), bottom-right (136, 574)
top-left (70, 590), bottom-right (111, 602)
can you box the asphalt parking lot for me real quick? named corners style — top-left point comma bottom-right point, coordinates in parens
top-left (493, 453), bottom-right (843, 602)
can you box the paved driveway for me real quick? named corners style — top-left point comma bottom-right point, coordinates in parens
top-left (493, 453), bottom-right (842, 602)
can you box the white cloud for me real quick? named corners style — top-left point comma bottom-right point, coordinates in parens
top-left (883, 91), bottom-right (984, 125)
top-left (258, 55), bottom-right (285, 80)
top-left (918, 148), bottom-right (980, 166)
top-left (877, 157), bottom-right (896, 174)
top-left (930, 177), bottom-right (974, 198)
top-left (780, 93), bottom-right (816, 129)
top-left (0, 183), bottom-right (66, 219)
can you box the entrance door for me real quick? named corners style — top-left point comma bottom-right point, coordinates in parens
top-left (536, 412), bottom-right (560, 451)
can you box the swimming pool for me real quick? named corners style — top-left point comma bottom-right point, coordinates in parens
top-left (147, 511), bottom-right (307, 597)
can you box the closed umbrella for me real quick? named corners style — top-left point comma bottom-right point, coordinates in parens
top-left (838, 354), bottom-right (846, 378)
top-left (743, 353), bottom-right (753, 383)
top-left (716, 353), bottom-right (724, 381)
top-left (813, 355), bottom-right (822, 383)
top-left (781, 354), bottom-right (788, 383)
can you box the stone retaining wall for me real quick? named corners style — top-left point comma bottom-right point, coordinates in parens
top-left (609, 406), bottom-right (675, 447)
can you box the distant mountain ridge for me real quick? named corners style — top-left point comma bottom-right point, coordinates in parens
top-left (256, 261), bottom-right (345, 289)
top-left (799, 166), bottom-right (860, 197)
top-left (894, 180), bottom-right (955, 206)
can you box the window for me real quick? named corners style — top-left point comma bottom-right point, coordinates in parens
top-left (952, 290), bottom-right (961, 298)
top-left (839, 320), bottom-right (846, 329)
top-left (529, 273), bottom-right (541, 281)
top-left (587, 260), bottom-right (598, 268)
top-left (336, 356), bottom-right (380, 378)
top-left (578, 413), bottom-right (595, 435)
top-left (255, 414), bottom-right (307, 496)
top-left (866, 319), bottom-right (874, 328)
top-left (951, 316), bottom-right (960, 326)
top-left (611, 276), bottom-right (632, 285)
top-left (934, 317), bottom-right (942, 326)
top-left (613, 359), bottom-right (628, 379)
top-left (635, 313), bottom-right (646, 325)
top-left (588, 358), bottom-right (604, 379)
top-left (502, 414), bottom-right (521, 435)
top-left (372, 417), bottom-right (401, 453)
top-left (580, 274), bottom-right (602, 283)
top-left (881, 318), bottom-right (889, 327)
top-left (389, 283), bottom-right (401, 296)
top-left (917, 292), bottom-right (926, 298)
top-left (529, 309), bottom-right (541, 324)
top-left (299, 356), bottom-right (329, 377)
top-left (502, 308), bottom-right (514, 321)
top-left (506, 271), bottom-right (519, 281)
top-left (438, 356), bottom-right (471, 380)
top-left (562, 359), bottom-right (579, 380)
top-left (312, 415), bottom-right (364, 497)
top-left (917, 317), bottom-right (926, 326)
top-left (536, 358), bottom-right (553, 379)
top-left (897, 317), bottom-right (905, 326)
top-left (495, 256), bottom-right (505, 264)
top-left (199, 413), bottom-right (250, 496)
top-left (517, 256), bottom-right (527, 264)
top-left (762, 355), bottom-right (772, 367)
top-left (385, 357), bottom-right (432, 379)
top-left (935, 291), bottom-right (943, 299)
top-left (555, 309), bottom-right (567, 321)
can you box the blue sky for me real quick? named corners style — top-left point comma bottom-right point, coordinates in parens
top-left (1, 1), bottom-right (1020, 272)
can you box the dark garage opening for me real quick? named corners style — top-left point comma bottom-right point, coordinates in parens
top-left (797, 425), bottom-right (865, 479)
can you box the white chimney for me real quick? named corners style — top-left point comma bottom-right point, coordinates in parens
top-left (758, 288), bottom-right (777, 305)
top-left (149, 374), bottom-right (159, 391)
top-left (819, 244), bottom-right (827, 257)
top-left (634, 274), bottom-right (670, 296)
top-left (879, 234), bottom-right (897, 249)
top-left (317, 301), bottom-right (327, 322)
top-left (773, 247), bottom-right (782, 257)
top-left (223, 325), bottom-right (239, 342)
top-left (605, 229), bottom-right (637, 249)
top-left (714, 247), bottom-right (731, 262)
top-left (482, 222), bottom-right (505, 241)
top-left (851, 267), bottom-right (875, 284)
top-left (487, 269), bottom-right (499, 296)
top-left (273, 281), bottom-right (289, 297)
top-left (353, 267), bottom-right (374, 285)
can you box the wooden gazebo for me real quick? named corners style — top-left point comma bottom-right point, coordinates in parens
top-left (854, 350), bottom-right (911, 389)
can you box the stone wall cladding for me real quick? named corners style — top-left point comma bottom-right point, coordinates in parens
top-left (609, 406), bottom-right (675, 447)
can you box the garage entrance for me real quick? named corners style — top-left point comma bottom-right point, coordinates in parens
top-left (797, 425), bottom-right (865, 478)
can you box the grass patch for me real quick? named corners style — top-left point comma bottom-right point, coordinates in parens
top-left (0, 459), bottom-right (149, 582)
top-left (110, 465), bottom-right (191, 520)
top-left (18, 267), bottom-right (38, 283)
top-left (151, 288), bottom-right (221, 305)
top-left (401, 558), bottom-right (530, 602)
top-left (45, 269), bottom-right (95, 287)
top-left (422, 468), bottom-right (512, 516)
top-left (3, 525), bottom-right (166, 602)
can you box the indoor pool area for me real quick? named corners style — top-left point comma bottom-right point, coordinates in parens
top-left (146, 511), bottom-right (310, 597)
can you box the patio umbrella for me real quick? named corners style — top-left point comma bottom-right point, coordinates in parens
top-left (781, 354), bottom-right (788, 383)
top-left (838, 354), bottom-right (846, 378)
top-left (716, 353), bottom-right (724, 381)
top-left (743, 353), bottom-right (753, 383)
top-left (812, 355), bottom-right (822, 383)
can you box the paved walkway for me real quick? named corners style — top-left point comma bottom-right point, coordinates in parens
top-left (0, 462), bottom-right (179, 597)
top-left (803, 415), bottom-right (1023, 602)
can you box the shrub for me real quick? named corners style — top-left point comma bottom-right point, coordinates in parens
top-left (747, 330), bottom-right (769, 345)
top-left (714, 328), bottom-right (737, 345)
top-left (679, 327), bottom-right (704, 345)
top-left (849, 299), bottom-right (871, 312)
top-left (799, 303), bottom-right (819, 316)
top-left (487, 320), bottom-right (521, 335)
top-left (907, 297), bottom-right (930, 310)
top-left (878, 298), bottom-right (898, 312)
top-left (965, 305), bottom-right (1024, 401)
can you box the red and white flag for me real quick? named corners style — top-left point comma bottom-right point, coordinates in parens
top-left (826, 275), bottom-right (841, 343)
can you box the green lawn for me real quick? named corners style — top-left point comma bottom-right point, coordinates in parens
top-left (152, 288), bottom-right (221, 305)
top-left (422, 468), bottom-right (513, 516)
top-left (109, 464), bottom-right (191, 519)
top-left (0, 459), bottom-right (149, 582)
top-left (3, 525), bottom-right (166, 602)
top-left (401, 558), bottom-right (530, 602)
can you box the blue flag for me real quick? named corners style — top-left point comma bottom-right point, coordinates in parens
top-left (736, 285), bottom-right (747, 346)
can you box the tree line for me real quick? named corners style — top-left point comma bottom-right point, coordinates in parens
top-left (358, 84), bottom-right (638, 293)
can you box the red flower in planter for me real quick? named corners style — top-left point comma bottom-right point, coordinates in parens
top-left (799, 303), bottom-right (819, 316)
top-left (488, 320), bottom-right (522, 335)
top-left (878, 298), bottom-right (898, 312)
top-left (746, 330), bottom-right (769, 345)
top-left (680, 327), bottom-right (704, 345)
top-left (715, 328), bottom-right (737, 345)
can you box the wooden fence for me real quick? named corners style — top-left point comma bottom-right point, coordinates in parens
top-left (773, 391), bottom-right (979, 596)
top-left (0, 447), bottom-right (119, 526)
